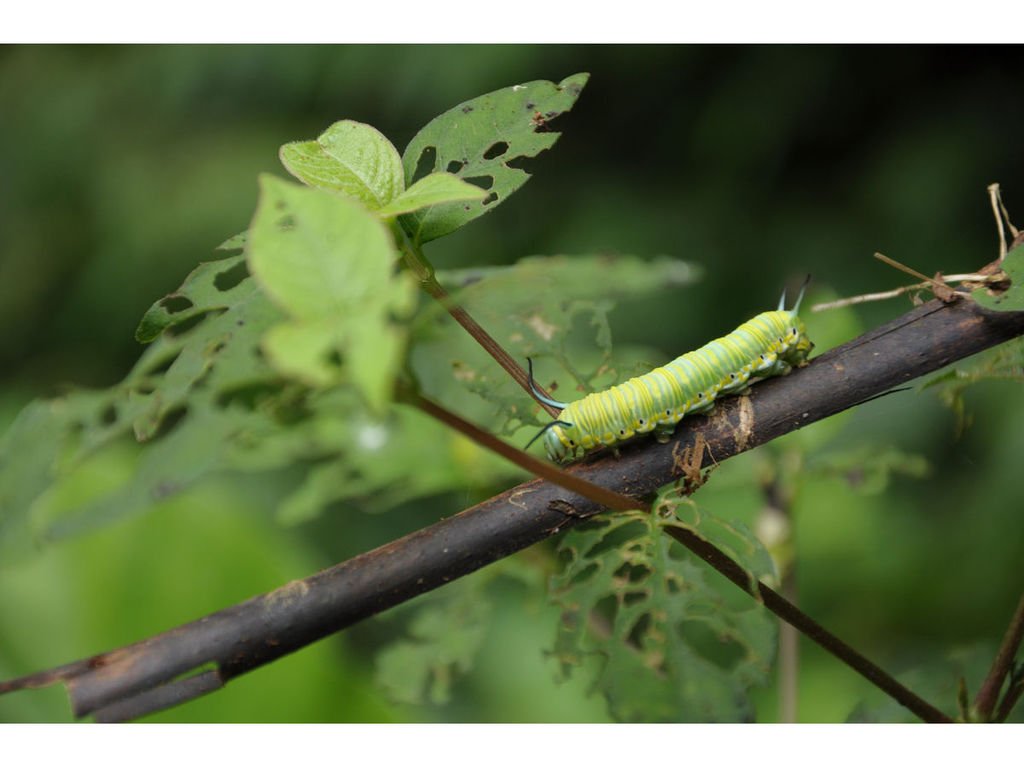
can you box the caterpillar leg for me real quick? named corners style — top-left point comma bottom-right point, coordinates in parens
top-left (765, 361), bottom-right (793, 377)
top-left (654, 423), bottom-right (676, 443)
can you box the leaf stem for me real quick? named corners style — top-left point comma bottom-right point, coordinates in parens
top-left (994, 667), bottom-right (1024, 723)
top-left (399, 240), bottom-right (561, 419)
top-left (973, 592), bottom-right (1024, 721)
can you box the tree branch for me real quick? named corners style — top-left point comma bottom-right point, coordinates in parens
top-left (2, 295), bottom-right (1023, 721)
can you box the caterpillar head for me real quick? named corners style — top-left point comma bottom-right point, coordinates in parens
top-left (546, 423), bottom-right (571, 463)
top-left (788, 314), bottom-right (814, 364)
top-left (525, 418), bottom-right (576, 463)
top-left (781, 277), bottom-right (814, 364)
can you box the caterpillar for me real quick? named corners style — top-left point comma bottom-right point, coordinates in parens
top-left (526, 283), bottom-right (814, 463)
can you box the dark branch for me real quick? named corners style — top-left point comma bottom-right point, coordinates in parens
top-left (2, 296), bottom-right (1023, 721)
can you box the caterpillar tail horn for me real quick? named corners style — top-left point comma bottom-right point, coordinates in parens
top-left (526, 357), bottom-right (569, 410)
top-left (793, 274), bottom-right (812, 313)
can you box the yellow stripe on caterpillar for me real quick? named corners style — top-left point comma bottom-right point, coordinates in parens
top-left (526, 282), bottom-right (814, 463)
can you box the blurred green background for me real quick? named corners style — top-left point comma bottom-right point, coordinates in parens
top-left (1, 45), bottom-right (1022, 722)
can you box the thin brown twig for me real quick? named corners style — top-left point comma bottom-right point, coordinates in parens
top-left (811, 274), bottom-right (996, 313)
top-left (873, 252), bottom-right (939, 285)
top-left (973, 592), bottom-right (1024, 721)
top-left (410, 392), bottom-right (636, 513)
top-left (994, 670), bottom-right (1024, 723)
top-left (400, 241), bottom-right (561, 419)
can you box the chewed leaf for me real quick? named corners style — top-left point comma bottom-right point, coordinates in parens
top-left (280, 120), bottom-right (405, 210)
top-left (134, 254), bottom-right (253, 343)
top-left (550, 509), bottom-right (775, 722)
top-left (399, 73), bottom-right (589, 244)
top-left (663, 493), bottom-right (778, 592)
top-left (973, 245), bottom-right (1024, 311)
top-left (374, 581), bottom-right (490, 706)
top-left (376, 172), bottom-right (486, 219)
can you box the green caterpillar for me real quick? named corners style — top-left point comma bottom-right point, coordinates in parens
top-left (527, 284), bottom-right (814, 463)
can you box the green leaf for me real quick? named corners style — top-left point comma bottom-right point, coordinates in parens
top-left (399, 73), bottom-right (589, 244)
top-left (550, 507), bottom-right (775, 722)
top-left (373, 557), bottom-right (540, 708)
top-left (808, 445), bottom-right (930, 495)
top-left (0, 396), bottom-right (109, 562)
top-left (260, 319), bottom-right (342, 389)
top-left (922, 336), bottom-right (1024, 436)
top-left (216, 231), bottom-right (248, 251)
top-left (847, 643), bottom-right (987, 723)
top-left (376, 172), bottom-right (486, 219)
top-left (134, 254), bottom-right (254, 343)
top-left (247, 175), bottom-right (416, 409)
top-left (35, 400), bottom-right (271, 541)
top-left (279, 119), bottom-right (405, 210)
top-left (130, 269), bottom-right (284, 440)
top-left (972, 244), bottom-right (1024, 311)
top-left (1, 234), bottom-right (517, 554)
top-left (374, 585), bottom-right (490, 706)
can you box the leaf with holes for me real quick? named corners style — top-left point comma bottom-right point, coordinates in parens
top-left (0, 395), bottom-right (122, 563)
top-left (279, 120), bottom-right (405, 210)
top-left (973, 245), bottom-right (1024, 312)
top-left (374, 582), bottom-right (491, 706)
top-left (399, 72), bottom-right (589, 244)
top-left (376, 172), bottom-right (486, 219)
top-left (135, 254), bottom-right (254, 343)
top-left (550, 508), bottom-right (775, 722)
top-left (373, 557), bottom-right (539, 707)
top-left (247, 175), bottom-right (416, 410)
top-left (32, 400), bottom-right (273, 542)
top-left (129, 270), bottom-right (284, 440)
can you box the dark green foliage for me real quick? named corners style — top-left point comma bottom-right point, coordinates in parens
top-left (924, 335), bottom-right (1024, 436)
top-left (550, 500), bottom-right (776, 722)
